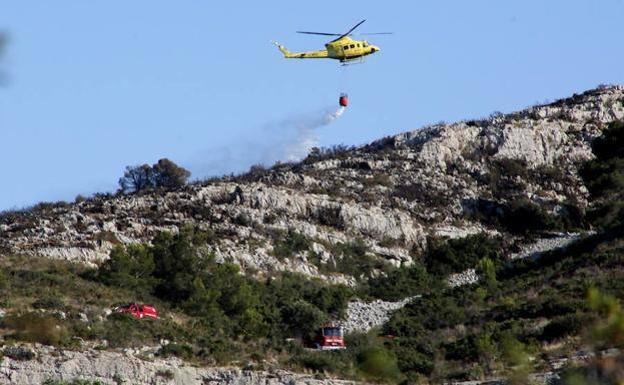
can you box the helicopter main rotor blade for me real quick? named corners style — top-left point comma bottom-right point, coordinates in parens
top-left (356, 32), bottom-right (394, 35)
top-left (338, 19), bottom-right (367, 39)
top-left (296, 31), bottom-right (342, 36)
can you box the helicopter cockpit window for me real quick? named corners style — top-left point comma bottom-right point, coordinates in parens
top-left (350, 44), bottom-right (355, 48)
top-left (343, 45), bottom-right (349, 50)
top-left (363, 42), bottom-right (368, 47)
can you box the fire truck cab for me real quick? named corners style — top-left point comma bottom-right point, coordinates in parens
top-left (315, 323), bottom-right (346, 350)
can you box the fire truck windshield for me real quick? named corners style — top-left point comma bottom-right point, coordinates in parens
top-left (323, 327), bottom-right (342, 336)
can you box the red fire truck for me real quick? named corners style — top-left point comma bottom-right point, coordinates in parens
top-left (113, 303), bottom-right (159, 319)
top-left (314, 323), bottom-right (346, 350)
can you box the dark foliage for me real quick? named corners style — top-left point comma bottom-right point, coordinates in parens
top-left (118, 158), bottom-right (190, 193)
top-left (465, 197), bottom-right (582, 234)
top-left (32, 296), bottom-right (65, 310)
top-left (304, 145), bottom-right (357, 164)
top-left (315, 240), bottom-right (384, 279)
top-left (272, 231), bottom-right (310, 260)
top-left (158, 343), bottom-right (194, 360)
top-left (377, 223), bottom-right (624, 380)
top-left (363, 262), bottom-right (438, 301)
top-left (316, 206), bottom-right (344, 229)
top-left (500, 199), bottom-right (562, 234)
top-left (95, 227), bottom-right (352, 348)
top-left (3, 346), bottom-right (35, 361)
top-left (581, 120), bottom-right (624, 228)
top-left (425, 234), bottom-right (503, 276)
top-left (152, 158), bottom-right (192, 189)
top-left (392, 183), bottom-right (450, 206)
top-left (98, 244), bottom-right (157, 297)
top-left (118, 164), bottom-right (153, 193)
top-left (539, 313), bottom-right (590, 342)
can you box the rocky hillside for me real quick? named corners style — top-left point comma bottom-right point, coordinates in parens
top-left (0, 345), bottom-right (357, 385)
top-left (2, 86), bottom-right (624, 283)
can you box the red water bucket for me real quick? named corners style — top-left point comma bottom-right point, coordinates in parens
top-left (339, 93), bottom-right (348, 107)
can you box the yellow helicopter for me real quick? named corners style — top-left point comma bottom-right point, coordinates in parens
top-left (273, 20), bottom-right (390, 64)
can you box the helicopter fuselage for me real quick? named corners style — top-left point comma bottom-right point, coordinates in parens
top-left (275, 36), bottom-right (380, 62)
top-left (326, 36), bottom-right (380, 61)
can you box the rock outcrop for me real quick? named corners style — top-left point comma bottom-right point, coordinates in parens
top-left (343, 297), bottom-right (415, 334)
top-left (2, 86), bottom-right (623, 282)
top-left (509, 232), bottom-right (586, 260)
top-left (0, 346), bottom-right (358, 385)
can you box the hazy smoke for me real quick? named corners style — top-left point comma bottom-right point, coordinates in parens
top-left (192, 106), bottom-right (345, 178)
top-left (0, 32), bottom-right (8, 86)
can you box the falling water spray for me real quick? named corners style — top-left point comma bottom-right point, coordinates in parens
top-left (192, 105), bottom-right (346, 178)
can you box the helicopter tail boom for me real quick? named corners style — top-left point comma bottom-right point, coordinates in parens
top-left (273, 42), bottom-right (328, 59)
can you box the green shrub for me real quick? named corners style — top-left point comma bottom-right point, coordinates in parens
top-left (425, 234), bottom-right (502, 276)
top-left (466, 198), bottom-right (582, 233)
top-left (92, 312), bottom-right (187, 348)
top-left (233, 212), bottom-right (252, 226)
top-left (316, 206), bottom-right (344, 229)
top-left (3, 345), bottom-right (35, 361)
top-left (539, 313), bottom-right (589, 342)
top-left (155, 369), bottom-right (174, 379)
top-left (282, 300), bottom-right (327, 339)
top-left (32, 296), bottom-right (65, 310)
top-left (500, 333), bottom-right (532, 385)
top-left (321, 240), bottom-right (383, 279)
top-left (118, 158), bottom-right (190, 193)
top-left (443, 336), bottom-right (479, 361)
top-left (363, 262), bottom-right (435, 301)
top-left (500, 199), bottom-right (562, 234)
top-left (151, 230), bottom-right (211, 303)
top-left (97, 244), bottom-right (156, 297)
top-left (389, 338), bottom-right (435, 376)
top-left (494, 158), bottom-right (529, 178)
top-left (589, 120), bottom-right (624, 162)
top-left (477, 257), bottom-right (498, 289)
top-left (357, 346), bottom-right (401, 382)
top-left (272, 231), bottom-right (310, 259)
top-left (389, 291), bottom-right (466, 331)
top-left (295, 351), bottom-right (340, 373)
top-left (393, 183), bottom-right (449, 206)
top-left (581, 120), bottom-right (624, 228)
top-left (0, 268), bottom-right (9, 290)
top-left (158, 343), bottom-right (194, 360)
top-left (93, 228), bottom-right (352, 354)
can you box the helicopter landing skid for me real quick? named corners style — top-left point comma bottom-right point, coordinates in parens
top-left (340, 58), bottom-right (365, 67)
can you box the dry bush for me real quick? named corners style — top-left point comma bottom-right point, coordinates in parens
top-left (4, 313), bottom-right (68, 345)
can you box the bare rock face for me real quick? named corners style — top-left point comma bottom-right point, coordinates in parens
top-left (0, 346), bottom-right (358, 385)
top-left (2, 86), bottom-right (624, 281)
top-left (343, 297), bottom-right (415, 334)
top-left (447, 269), bottom-right (479, 288)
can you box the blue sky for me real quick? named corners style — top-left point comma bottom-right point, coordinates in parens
top-left (1, 0), bottom-right (623, 210)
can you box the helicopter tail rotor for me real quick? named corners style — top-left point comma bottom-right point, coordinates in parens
top-left (272, 41), bottom-right (293, 57)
